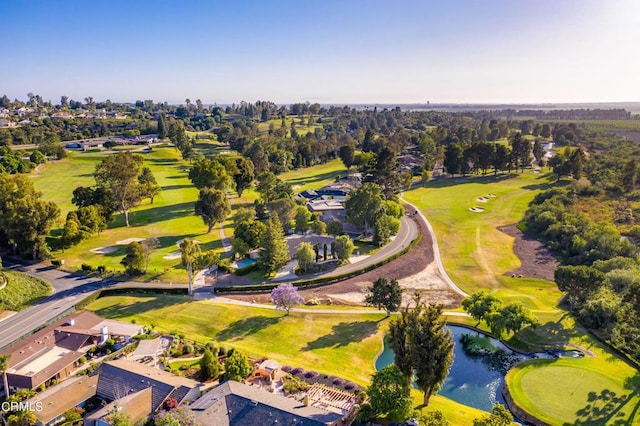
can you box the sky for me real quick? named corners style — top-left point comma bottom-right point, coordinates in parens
top-left (1, 0), bottom-right (639, 105)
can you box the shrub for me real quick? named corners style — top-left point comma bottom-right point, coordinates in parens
top-left (281, 365), bottom-right (292, 373)
top-left (291, 367), bottom-right (305, 376)
top-left (81, 263), bottom-right (94, 272)
top-left (78, 356), bottom-right (87, 365)
top-left (344, 382), bottom-right (356, 391)
top-left (332, 378), bottom-right (344, 386)
top-left (304, 371), bottom-right (319, 379)
top-left (51, 259), bottom-right (62, 267)
top-left (182, 344), bottom-right (194, 355)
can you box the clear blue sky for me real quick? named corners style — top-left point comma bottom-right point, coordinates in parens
top-left (1, 0), bottom-right (638, 104)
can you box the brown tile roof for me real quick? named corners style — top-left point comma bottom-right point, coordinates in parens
top-left (85, 387), bottom-right (153, 425)
top-left (26, 375), bottom-right (99, 424)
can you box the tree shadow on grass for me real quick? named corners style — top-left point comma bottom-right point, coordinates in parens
top-left (567, 388), bottom-right (636, 426)
top-left (127, 201), bottom-right (194, 226)
top-left (286, 170), bottom-right (344, 185)
top-left (303, 321), bottom-right (380, 350)
top-left (90, 295), bottom-right (189, 321)
top-left (215, 316), bottom-right (280, 342)
top-left (520, 313), bottom-right (577, 346)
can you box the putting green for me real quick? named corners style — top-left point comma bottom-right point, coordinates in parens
top-left (507, 359), bottom-right (640, 425)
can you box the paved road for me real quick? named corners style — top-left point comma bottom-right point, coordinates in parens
top-left (0, 215), bottom-right (418, 349)
top-left (0, 259), bottom-right (133, 350)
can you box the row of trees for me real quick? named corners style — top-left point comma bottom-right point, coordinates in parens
top-left (461, 291), bottom-right (537, 339)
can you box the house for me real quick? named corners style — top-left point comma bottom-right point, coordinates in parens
top-left (190, 380), bottom-right (352, 426)
top-left (24, 375), bottom-right (99, 426)
top-left (1, 312), bottom-right (143, 391)
top-left (95, 359), bottom-right (202, 413)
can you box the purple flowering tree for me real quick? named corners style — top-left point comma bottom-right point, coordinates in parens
top-left (270, 283), bottom-right (304, 314)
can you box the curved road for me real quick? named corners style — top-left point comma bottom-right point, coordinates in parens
top-left (0, 214), bottom-right (419, 349)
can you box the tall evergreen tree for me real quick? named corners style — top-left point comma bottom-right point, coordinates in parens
top-left (258, 215), bottom-right (289, 275)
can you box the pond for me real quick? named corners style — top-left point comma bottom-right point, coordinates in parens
top-left (375, 325), bottom-right (583, 415)
top-left (376, 325), bottom-right (513, 412)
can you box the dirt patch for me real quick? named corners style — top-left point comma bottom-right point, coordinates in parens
top-left (498, 224), bottom-right (559, 281)
top-left (223, 209), bottom-right (463, 309)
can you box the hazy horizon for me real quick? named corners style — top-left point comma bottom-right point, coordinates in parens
top-left (2, 0), bottom-right (639, 105)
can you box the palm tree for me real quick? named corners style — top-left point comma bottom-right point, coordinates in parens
top-left (180, 239), bottom-right (201, 296)
top-left (1, 354), bottom-right (10, 398)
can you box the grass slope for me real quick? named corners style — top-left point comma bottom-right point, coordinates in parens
top-left (0, 271), bottom-right (52, 311)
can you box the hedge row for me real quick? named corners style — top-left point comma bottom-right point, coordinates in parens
top-left (214, 234), bottom-right (422, 294)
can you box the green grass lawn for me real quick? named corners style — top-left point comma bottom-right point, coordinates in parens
top-left (279, 159), bottom-right (346, 192)
top-left (32, 148), bottom-right (225, 282)
top-left (507, 359), bottom-right (640, 425)
top-left (85, 295), bottom-right (386, 385)
top-left (0, 271), bottom-right (52, 311)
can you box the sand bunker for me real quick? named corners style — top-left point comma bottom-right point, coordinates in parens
top-left (476, 197), bottom-right (489, 203)
top-left (469, 207), bottom-right (485, 212)
top-left (91, 246), bottom-right (118, 254)
top-left (487, 193), bottom-right (496, 198)
top-left (116, 237), bottom-right (146, 245)
top-left (163, 250), bottom-right (182, 260)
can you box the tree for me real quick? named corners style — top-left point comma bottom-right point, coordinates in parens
top-left (510, 132), bottom-right (531, 173)
top-left (224, 351), bottom-right (253, 382)
top-left (256, 172), bottom-right (292, 202)
top-left (0, 175), bottom-right (59, 259)
top-left (296, 242), bottom-right (315, 273)
top-left (554, 265), bottom-right (606, 311)
top-left (327, 221), bottom-right (343, 236)
top-left (473, 404), bottom-right (513, 426)
top-left (443, 143), bottom-right (463, 176)
top-left (121, 242), bottom-right (145, 275)
top-left (94, 152), bottom-right (144, 227)
top-left (294, 206), bottom-right (311, 233)
top-left (532, 139), bottom-right (545, 165)
top-left (461, 291), bottom-right (502, 326)
top-left (29, 150), bottom-right (47, 165)
top-left (374, 214), bottom-right (400, 246)
top-left (195, 188), bottom-right (230, 233)
top-left (620, 159), bottom-right (637, 193)
top-left (345, 183), bottom-right (385, 233)
top-left (180, 238), bottom-right (201, 296)
top-left (258, 215), bottom-right (290, 275)
top-left (232, 156), bottom-right (255, 197)
top-left (105, 408), bottom-right (131, 426)
top-left (72, 186), bottom-right (117, 222)
top-left (188, 157), bottom-right (232, 191)
top-left (6, 409), bottom-right (38, 426)
top-left (367, 364), bottom-right (412, 422)
top-left (140, 237), bottom-right (159, 273)
top-left (339, 144), bottom-right (355, 169)
top-left (200, 347), bottom-right (220, 380)
top-left (389, 300), bottom-right (454, 406)
top-left (268, 198), bottom-right (296, 231)
top-left (486, 302), bottom-right (538, 339)
top-left (138, 167), bottom-right (161, 203)
top-left (365, 277), bottom-right (402, 316)
top-left (493, 144), bottom-right (511, 175)
top-left (270, 283), bottom-right (304, 314)
top-left (1, 354), bottom-right (10, 399)
top-left (333, 235), bottom-right (355, 264)
top-left (410, 303), bottom-right (454, 406)
top-left (374, 146), bottom-right (402, 199)
top-left (311, 218), bottom-right (326, 235)
top-left (154, 407), bottom-right (198, 426)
